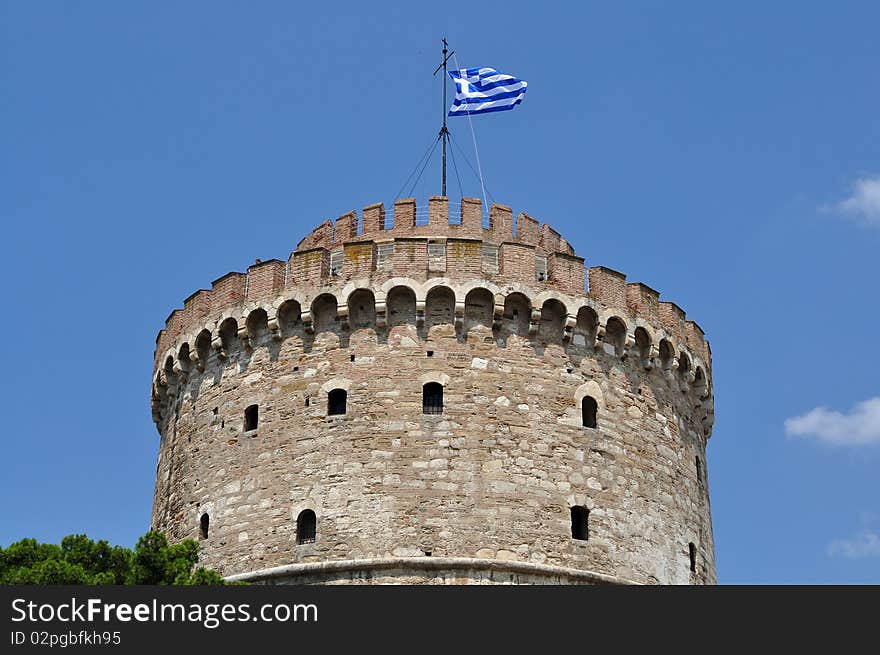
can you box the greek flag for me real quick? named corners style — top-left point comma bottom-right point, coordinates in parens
top-left (447, 67), bottom-right (528, 116)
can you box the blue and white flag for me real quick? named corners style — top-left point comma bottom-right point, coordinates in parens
top-left (447, 67), bottom-right (527, 116)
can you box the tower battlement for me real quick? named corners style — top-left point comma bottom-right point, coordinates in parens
top-left (155, 197), bottom-right (710, 376)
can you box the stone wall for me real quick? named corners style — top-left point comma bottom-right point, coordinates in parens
top-left (150, 199), bottom-right (716, 585)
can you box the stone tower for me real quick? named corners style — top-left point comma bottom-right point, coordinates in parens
top-left (150, 197), bottom-right (716, 585)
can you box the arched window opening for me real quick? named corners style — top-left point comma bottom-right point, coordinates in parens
top-left (539, 299), bottom-right (566, 343)
top-left (199, 513), bottom-right (209, 540)
top-left (574, 306), bottom-right (598, 348)
top-left (387, 286), bottom-right (416, 326)
top-left (659, 339), bottom-right (675, 371)
top-left (328, 389), bottom-right (347, 416)
top-left (694, 367), bottom-right (708, 397)
top-left (425, 286), bottom-right (455, 330)
top-left (634, 327), bottom-right (652, 363)
top-left (348, 289), bottom-right (376, 329)
top-left (278, 300), bottom-right (302, 336)
top-left (244, 404), bottom-right (258, 432)
top-left (571, 506), bottom-right (589, 541)
top-left (423, 382), bottom-right (443, 415)
top-left (603, 317), bottom-right (627, 356)
top-left (246, 308), bottom-right (269, 346)
top-left (219, 317), bottom-right (239, 353)
top-left (678, 351), bottom-right (691, 377)
top-left (689, 542), bottom-right (697, 573)
top-left (312, 294), bottom-right (338, 333)
top-left (296, 510), bottom-right (316, 545)
top-left (582, 396), bottom-right (598, 429)
top-left (695, 457), bottom-right (702, 484)
top-left (177, 343), bottom-right (192, 374)
top-left (195, 329), bottom-right (212, 366)
top-left (464, 288), bottom-right (494, 333)
top-left (503, 293), bottom-right (531, 336)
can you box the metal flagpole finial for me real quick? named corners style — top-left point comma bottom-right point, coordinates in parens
top-left (433, 38), bottom-right (454, 197)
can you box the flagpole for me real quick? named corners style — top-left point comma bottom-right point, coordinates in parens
top-left (441, 39), bottom-right (447, 197)
top-left (433, 38), bottom-right (453, 197)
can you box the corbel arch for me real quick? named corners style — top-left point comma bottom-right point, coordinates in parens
top-left (339, 278), bottom-right (373, 301)
top-left (457, 279), bottom-right (502, 299)
top-left (533, 288), bottom-right (573, 310)
top-left (420, 277), bottom-right (457, 301)
top-left (378, 276), bottom-right (422, 297)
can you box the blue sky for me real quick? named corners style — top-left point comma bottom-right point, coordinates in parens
top-left (1, 2), bottom-right (878, 583)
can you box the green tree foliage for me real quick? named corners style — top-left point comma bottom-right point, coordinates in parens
top-left (0, 531), bottom-right (226, 585)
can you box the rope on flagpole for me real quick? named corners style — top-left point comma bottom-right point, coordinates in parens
top-left (448, 131), bottom-right (495, 204)
top-left (394, 133), bottom-right (442, 202)
top-left (452, 53), bottom-right (489, 218)
top-left (448, 135), bottom-right (465, 205)
top-left (405, 136), bottom-right (441, 199)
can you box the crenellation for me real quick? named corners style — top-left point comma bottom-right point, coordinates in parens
top-left (164, 310), bottom-right (185, 348)
top-left (362, 202), bottom-right (385, 236)
top-left (291, 247), bottom-right (328, 287)
top-left (297, 220), bottom-right (334, 250)
top-left (460, 197), bottom-right (483, 236)
top-left (246, 259), bottom-right (285, 300)
top-left (659, 301), bottom-right (687, 344)
top-left (428, 196), bottom-right (448, 227)
top-left (210, 272), bottom-right (246, 312)
top-left (588, 266), bottom-right (627, 309)
top-left (157, 200), bottom-right (712, 367)
top-left (183, 289), bottom-right (212, 328)
top-left (515, 212), bottom-right (540, 245)
top-left (489, 203), bottom-right (513, 241)
top-left (393, 198), bottom-right (416, 231)
top-left (540, 223), bottom-right (567, 254)
top-left (626, 283), bottom-right (661, 325)
top-left (549, 252), bottom-right (586, 295)
top-left (685, 321), bottom-right (709, 365)
top-left (334, 211), bottom-right (358, 244)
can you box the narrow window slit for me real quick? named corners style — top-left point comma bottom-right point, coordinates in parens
top-left (571, 506), bottom-right (589, 540)
top-left (328, 389), bottom-right (347, 416)
top-left (422, 382), bottom-right (443, 415)
top-left (297, 510), bottom-right (316, 545)
top-left (582, 396), bottom-right (598, 429)
top-left (244, 404), bottom-right (258, 431)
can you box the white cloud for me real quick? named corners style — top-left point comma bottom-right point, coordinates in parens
top-left (784, 397), bottom-right (880, 446)
top-left (835, 175), bottom-right (880, 225)
top-left (827, 531), bottom-right (880, 560)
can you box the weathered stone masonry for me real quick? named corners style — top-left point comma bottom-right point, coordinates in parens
top-left (150, 197), bottom-right (716, 585)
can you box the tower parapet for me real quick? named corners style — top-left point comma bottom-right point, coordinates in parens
top-left (150, 197), bottom-right (716, 585)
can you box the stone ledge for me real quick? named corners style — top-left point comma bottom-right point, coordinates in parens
top-left (224, 557), bottom-right (640, 585)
